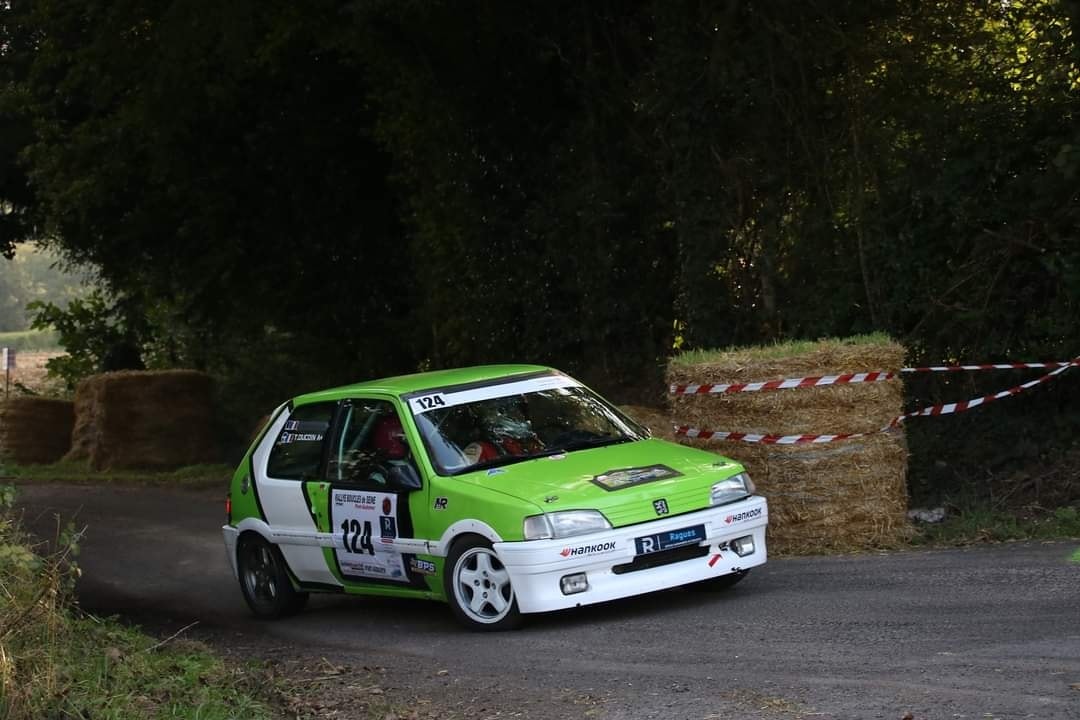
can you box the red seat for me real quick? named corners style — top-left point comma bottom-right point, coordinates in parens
top-left (371, 414), bottom-right (408, 459)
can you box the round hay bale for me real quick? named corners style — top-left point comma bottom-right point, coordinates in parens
top-left (667, 337), bottom-right (911, 553)
top-left (0, 397), bottom-right (75, 465)
top-left (66, 370), bottom-right (219, 471)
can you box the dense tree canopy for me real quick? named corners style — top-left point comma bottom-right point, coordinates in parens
top-left (2, 1), bottom-right (1078, 487)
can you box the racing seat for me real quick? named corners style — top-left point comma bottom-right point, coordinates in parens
top-left (371, 414), bottom-right (409, 460)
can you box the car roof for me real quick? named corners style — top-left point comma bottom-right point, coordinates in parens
top-left (293, 364), bottom-right (556, 404)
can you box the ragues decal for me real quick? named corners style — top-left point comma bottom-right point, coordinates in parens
top-left (331, 489), bottom-right (407, 582)
top-left (592, 464), bottom-right (683, 491)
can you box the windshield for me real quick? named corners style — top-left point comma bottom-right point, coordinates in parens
top-left (409, 377), bottom-right (646, 476)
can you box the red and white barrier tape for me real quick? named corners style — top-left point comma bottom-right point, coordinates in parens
top-left (902, 362), bottom-right (1072, 373)
top-left (670, 372), bottom-right (894, 396)
top-left (670, 359), bottom-right (1077, 395)
top-left (673, 356), bottom-right (1080, 444)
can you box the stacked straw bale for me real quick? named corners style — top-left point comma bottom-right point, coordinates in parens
top-left (618, 405), bottom-right (677, 441)
top-left (0, 398), bottom-right (75, 465)
top-left (667, 338), bottom-right (911, 553)
top-left (66, 370), bottom-right (218, 470)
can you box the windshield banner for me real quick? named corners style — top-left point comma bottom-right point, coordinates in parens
top-left (407, 374), bottom-right (580, 415)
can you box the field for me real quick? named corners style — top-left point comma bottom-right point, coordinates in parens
top-left (0, 329), bottom-right (60, 351)
top-left (2, 350), bottom-right (67, 396)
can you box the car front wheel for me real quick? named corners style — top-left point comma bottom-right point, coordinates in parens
top-left (237, 533), bottom-right (308, 619)
top-left (445, 537), bottom-right (522, 631)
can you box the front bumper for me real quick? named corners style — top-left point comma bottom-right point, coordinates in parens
top-left (493, 495), bottom-right (767, 614)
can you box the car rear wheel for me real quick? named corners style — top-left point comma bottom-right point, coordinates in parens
top-left (687, 569), bottom-right (750, 592)
top-left (445, 537), bottom-right (522, 631)
top-left (237, 533), bottom-right (308, 619)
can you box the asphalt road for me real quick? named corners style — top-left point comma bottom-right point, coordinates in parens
top-left (16, 482), bottom-right (1080, 720)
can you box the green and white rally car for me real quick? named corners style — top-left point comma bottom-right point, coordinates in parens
top-left (223, 365), bottom-right (768, 630)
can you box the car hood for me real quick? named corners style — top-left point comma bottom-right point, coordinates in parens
top-left (454, 438), bottom-right (746, 528)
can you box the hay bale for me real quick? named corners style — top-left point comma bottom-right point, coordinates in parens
top-left (66, 370), bottom-right (219, 470)
top-left (618, 405), bottom-right (676, 441)
top-left (667, 337), bottom-right (911, 553)
top-left (0, 397), bottom-right (75, 465)
top-left (707, 434), bottom-right (911, 553)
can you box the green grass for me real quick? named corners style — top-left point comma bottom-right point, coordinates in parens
top-left (0, 485), bottom-right (278, 720)
top-left (0, 461), bottom-right (233, 489)
top-left (0, 328), bottom-right (61, 352)
top-left (911, 505), bottom-right (1080, 546)
top-left (670, 332), bottom-right (897, 365)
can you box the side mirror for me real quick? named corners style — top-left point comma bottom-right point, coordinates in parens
top-left (388, 463), bottom-right (422, 492)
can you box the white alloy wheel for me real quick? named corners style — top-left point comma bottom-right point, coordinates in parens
top-left (446, 538), bottom-right (521, 630)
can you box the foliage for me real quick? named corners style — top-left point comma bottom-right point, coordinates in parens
top-left (27, 291), bottom-right (142, 388)
top-left (0, 245), bottom-right (90, 332)
top-left (911, 505), bottom-right (1080, 546)
top-left (0, 1), bottom-right (1078, 481)
top-left (0, 484), bottom-right (276, 719)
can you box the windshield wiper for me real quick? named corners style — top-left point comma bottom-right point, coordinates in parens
top-left (448, 454), bottom-right (533, 476)
top-left (544, 435), bottom-right (633, 455)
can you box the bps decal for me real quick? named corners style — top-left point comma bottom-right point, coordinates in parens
top-left (409, 558), bottom-right (437, 576)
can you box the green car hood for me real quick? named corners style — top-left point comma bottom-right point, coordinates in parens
top-left (456, 438), bottom-right (746, 528)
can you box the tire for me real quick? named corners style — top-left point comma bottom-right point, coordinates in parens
top-left (236, 533), bottom-right (309, 619)
top-left (444, 536), bottom-right (522, 631)
top-left (686, 569), bottom-right (750, 592)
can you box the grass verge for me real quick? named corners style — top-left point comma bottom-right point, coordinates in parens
top-left (0, 461), bottom-right (232, 489)
top-left (0, 329), bottom-right (60, 352)
top-left (0, 485), bottom-right (277, 720)
top-left (910, 505), bottom-right (1080, 546)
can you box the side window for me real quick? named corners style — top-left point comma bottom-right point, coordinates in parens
top-left (266, 402), bottom-right (335, 480)
top-left (329, 399), bottom-right (421, 490)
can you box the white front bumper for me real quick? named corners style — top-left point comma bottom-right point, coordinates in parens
top-left (493, 496), bottom-right (768, 614)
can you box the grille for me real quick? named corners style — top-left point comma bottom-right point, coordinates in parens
top-left (611, 544), bottom-right (709, 575)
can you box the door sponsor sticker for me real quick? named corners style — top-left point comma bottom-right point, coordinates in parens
top-left (331, 489), bottom-right (408, 582)
top-left (592, 464), bottom-right (683, 491)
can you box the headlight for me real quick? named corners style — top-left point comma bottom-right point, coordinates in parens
top-left (523, 510), bottom-right (612, 540)
top-left (711, 472), bottom-right (755, 505)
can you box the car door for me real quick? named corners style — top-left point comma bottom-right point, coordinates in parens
top-left (256, 400), bottom-right (342, 587)
top-left (323, 397), bottom-right (429, 589)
